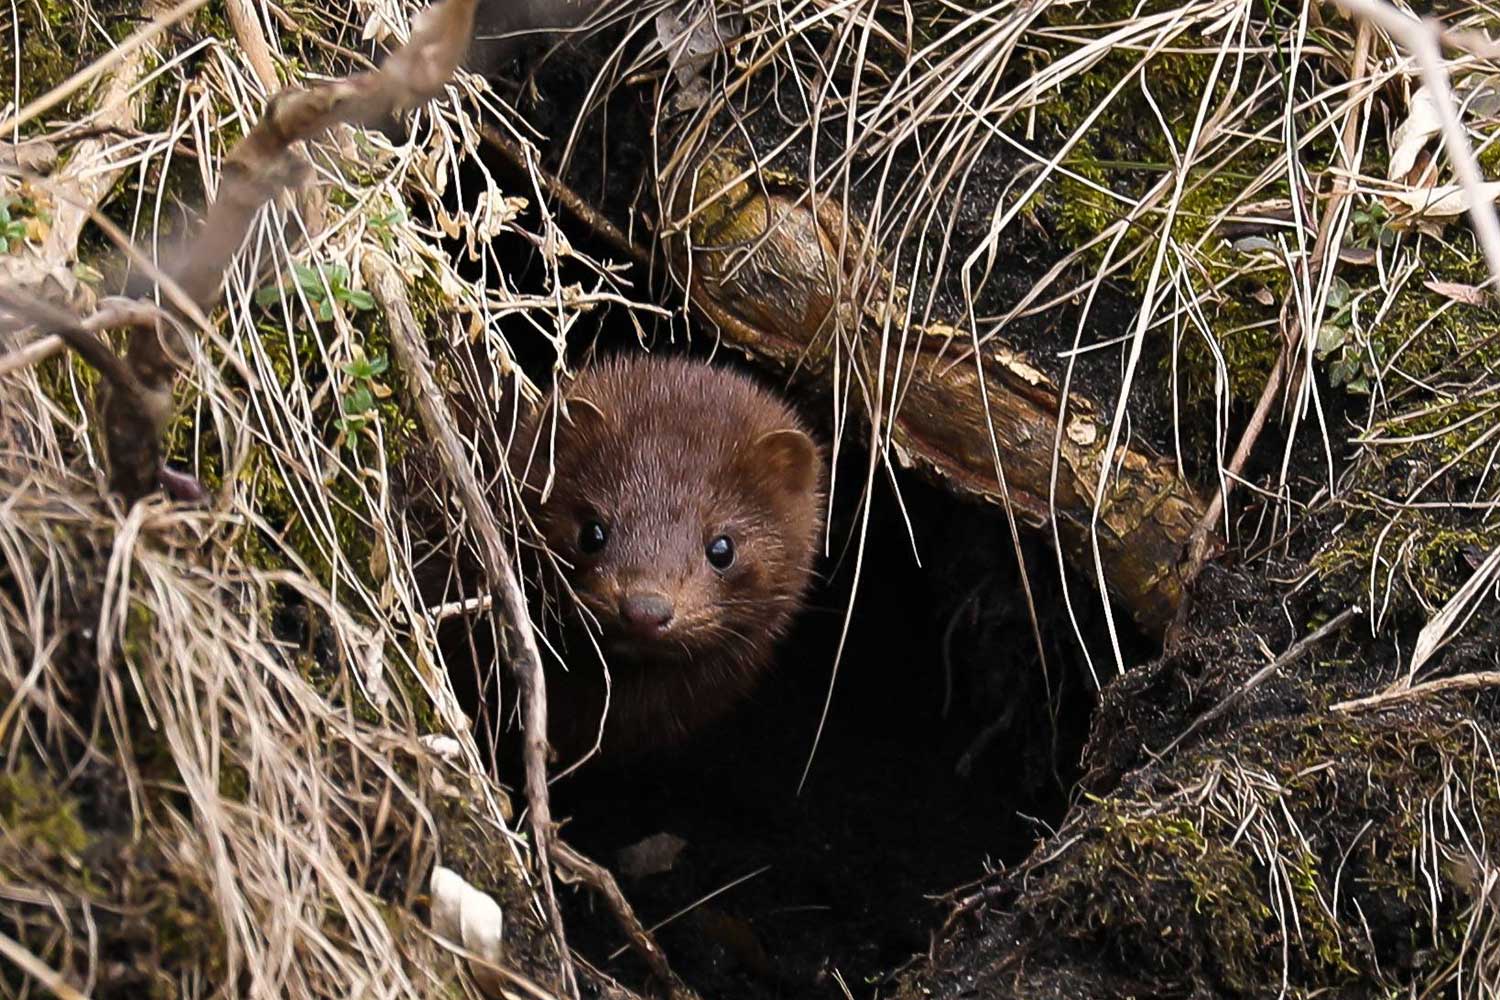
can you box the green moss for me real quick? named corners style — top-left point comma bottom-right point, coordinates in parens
top-left (0, 763), bottom-right (89, 859)
top-left (1007, 0), bottom-right (1307, 422)
top-left (1302, 245), bottom-right (1500, 614)
top-left (1022, 708), bottom-right (1500, 996)
top-left (1038, 794), bottom-right (1279, 993)
top-left (15, 0), bottom-right (89, 110)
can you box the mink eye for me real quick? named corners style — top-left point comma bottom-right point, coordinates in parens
top-left (705, 535), bottom-right (735, 570)
top-left (578, 520), bottom-right (609, 555)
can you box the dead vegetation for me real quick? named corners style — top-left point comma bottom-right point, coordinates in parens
top-left (3, 0), bottom-right (1500, 996)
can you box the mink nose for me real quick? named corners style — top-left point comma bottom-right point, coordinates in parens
top-left (619, 591), bottom-right (674, 636)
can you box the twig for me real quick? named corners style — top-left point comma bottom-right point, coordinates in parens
top-left (1156, 605), bottom-right (1361, 758)
top-left (602, 863), bottom-right (770, 966)
top-left (0, 287), bottom-right (155, 404)
top-left (1332, 671), bottom-right (1500, 713)
top-left (552, 841), bottom-right (700, 1000)
top-left (366, 250), bottom-right (578, 1000)
top-left (934, 881), bottom-right (1012, 950)
top-left (224, 0), bottom-right (282, 94)
top-left (263, 3), bottom-right (379, 68)
top-left (478, 123), bottom-right (648, 267)
top-left (164, 0), bottom-right (479, 309)
top-left (430, 592), bottom-right (495, 621)
top-left (0, 297), bottom-right (170, 378)
top-left (0, 333), bottom-right (62, 377)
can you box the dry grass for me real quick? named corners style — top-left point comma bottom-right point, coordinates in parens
top-left (0, 0), bottom-right (622, 994)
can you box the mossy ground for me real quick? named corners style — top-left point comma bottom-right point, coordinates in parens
top-left (898, 566), bottom-right (1500, 999)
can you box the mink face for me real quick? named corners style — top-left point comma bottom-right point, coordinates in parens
top-left (512, 354), bottom-right (824, 758)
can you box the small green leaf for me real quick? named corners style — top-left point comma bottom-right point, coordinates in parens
top-left (1326, 276), bottom-right (1351, 310)
top-left (365, 354), bottom-right (388, 376)
top-left (344, 386), bottom-right (375, 415)
top-left (317, 298), bottom-right (334, 322)
top-left (255, 284), bottom-right (285, 307)
top-left (342, 358), bottom-right (371, 379)
top-left (1315, 322), bottom-right (1346, 357)
top-left (344, 289), bottom-right (375, 311)
top-left (1327, 354), bottom-right (1349, 384)
top-left (335, 415), bottom-right (368, 436)
top-left (294, 263), bottom-right (323, 294)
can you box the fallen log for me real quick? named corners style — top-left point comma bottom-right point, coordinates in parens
top-left (662, 153), bottom-right (1206, 637)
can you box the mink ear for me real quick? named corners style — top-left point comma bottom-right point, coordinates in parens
top-left (752, 428), bottom-right (820, 494)
top-left (564, 395), bottom-right (608, 432)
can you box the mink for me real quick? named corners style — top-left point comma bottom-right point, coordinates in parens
top-left (511, 353), bottom-right (825, 762)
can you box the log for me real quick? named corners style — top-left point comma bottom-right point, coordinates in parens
top-left (664, 153), bottom-right (1207, 636)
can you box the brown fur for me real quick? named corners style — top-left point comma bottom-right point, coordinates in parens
top-left (512, 353), bottom-right (825, 761)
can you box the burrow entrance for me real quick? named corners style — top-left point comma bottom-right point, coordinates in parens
top-left (432, 114), bottom-right (1158, 999)
top-left (535, 389), bottom-right (1151, 999)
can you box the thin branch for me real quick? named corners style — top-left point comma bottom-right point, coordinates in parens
top-left (1333, 670), bottom-right (1500, 713)
top-left (552, 841), bottom-right (700, 1000)
top-left (224, 0), bottom-right (282, 94)
top-left (478, 123), bottom-right (648, 267)
top-left (366, 251), bottom-right (578, 1000)
top-left (0, 286), bottom-right (154, 403)
top-left (0, 333), bottom-right (62, 377)
top-left (1156, 606), bottom-right (1362, 759)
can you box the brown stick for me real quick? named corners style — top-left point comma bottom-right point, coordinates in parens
top-left (224, 0), bottom-right (282, 94)
top-left (1332, 671), bottom-right (1500, 713)
top-left (477, 123), bottom-right (648, 268)
top-left (0, 287), bottom-right (156, 408)
top-left (552, 842), bottom-right (699, 1000)
top-left (0, 333), bottom-right (63, 377)
top-left (365, 252), bottom-right (578, 1000)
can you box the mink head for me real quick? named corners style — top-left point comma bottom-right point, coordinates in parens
top-left (513, 354), bottom-right (824, 673)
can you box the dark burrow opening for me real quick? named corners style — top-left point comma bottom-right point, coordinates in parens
top-left (421, 115), bottom-right (1161, 999)
top-left (538, 401), bottom-right (1157, 1000)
